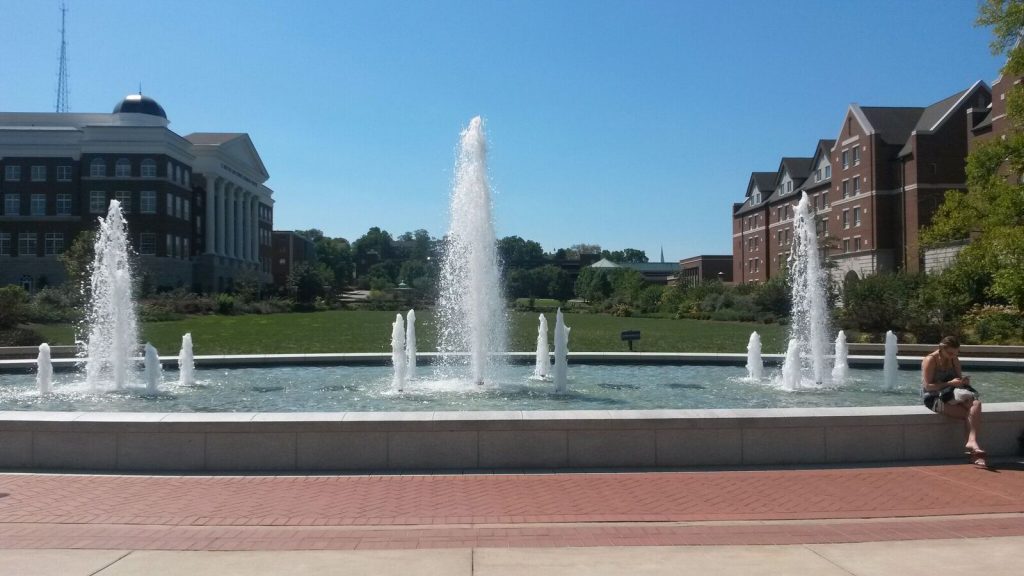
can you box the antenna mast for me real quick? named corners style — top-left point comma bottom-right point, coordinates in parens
top-left (55, 3), bottom-right (70, 112)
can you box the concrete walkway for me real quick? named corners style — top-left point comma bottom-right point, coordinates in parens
top-left (1, 460), bottom-right (1022, 574)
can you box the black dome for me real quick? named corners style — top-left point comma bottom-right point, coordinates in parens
top-left (112, 94), bottom-right (167, 119)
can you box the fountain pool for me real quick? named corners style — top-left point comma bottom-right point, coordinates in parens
top-left (2, 359), bottom-right (1023, 413)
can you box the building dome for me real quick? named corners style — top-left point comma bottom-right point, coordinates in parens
top-left (112, 93), bottom-right (167, 119)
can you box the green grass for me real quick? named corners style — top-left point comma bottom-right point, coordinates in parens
top-left (28, 310), bottom-right (789, 355)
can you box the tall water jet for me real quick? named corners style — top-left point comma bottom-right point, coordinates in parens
top-left (553, 309), bottom-right (570, 393)
top-left (437, 116), bottom-right (507, 384)
top-left (84, 200), bottom-right (139, 391)
top-left (831, 330), bottom-right (849, 385)
top-left (405, 310), bottom-right (417, 381)
top-left (391, 314), bottom-right (407, 392)
top-left (745, 332), bottom-right (763, 380)
top-left (143, 343), bottom-right (161, 394)
top-left (534, 314), bottom-right (550, 379)
top-left (178, 333), bottom-right (195, 387)
top-left (883, 330), bottom-right (898, 390)
top-left (36, 343), bottom-right (53, 395)
top-left (781, 192), bottom-right (831, 386)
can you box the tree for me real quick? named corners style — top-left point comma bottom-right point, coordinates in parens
top-left (922, 2), bottom-right (1024, 311)
top-left (60, 229), bottom-right (96, 305)
top-left (288, 262), bottom-right (331, 304)
top-left (352, 227), bottom-right (395, 277)
top-left (314, 236), bottom-right (353, 291)
top-left (0, 285), bottom-right (30, 329)
top-left (497, 236), bottom-right (545, 267)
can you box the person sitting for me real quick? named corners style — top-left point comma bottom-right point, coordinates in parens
top-left (921, 336), bottom-right (986, 466)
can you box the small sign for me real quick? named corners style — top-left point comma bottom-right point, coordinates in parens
top-left (621, 330), bottom-right (641, 351)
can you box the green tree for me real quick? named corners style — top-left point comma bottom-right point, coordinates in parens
top-left (288, 262), bottom-right (331, 304)
top-left (352, 227), bottom-right (394, 277)
top-left (60, 229), bottom-right (96, 303)
top-left (0, 285), bottom-right (30, 329)
top-left (922, 1), bottom-right (1024, 311)
top-left (497, 236), bottom-right (545, 267)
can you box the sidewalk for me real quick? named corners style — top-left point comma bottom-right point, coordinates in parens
top-left (1, 460), bottom-right (1022, 574)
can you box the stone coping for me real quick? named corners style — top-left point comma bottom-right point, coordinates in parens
top-left (1, 351), bottom-right (1022, 371)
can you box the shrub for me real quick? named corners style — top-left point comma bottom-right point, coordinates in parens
top-left (0, 327), bottom-right (45, 346)
top-left (963, 305), bottom-right (1024, 344)
top-left (28, 287), bottom-right (80, 323)
top-left (0, 285), bottom-right (30, 329)
top-left (216, 293), bottom-right (236, 315)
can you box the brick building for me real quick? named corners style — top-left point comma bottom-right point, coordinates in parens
top-left (0, 94), bottom-right (274, 292)
top-left (731, 82), bottom-right (991, 283)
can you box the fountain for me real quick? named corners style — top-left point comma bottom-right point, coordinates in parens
top-left (143, 343), bottom-right (161, 393)
top-left (553, 309), bottom-right (570, 393)
top-left (36, 343), bottom-right (53, 395)
top-left (780, 339), bottom-right (802, 391)
top-left (883, 330), bottom-right (898, 389)
top-left (178, 333), bottom-right (195, 387)
top-left (83, 200), bottom-right (139, 391)
top-left (405, 309), bottom-right (417, 381)
top-left (533, 314), bottom-right (550, 379)
top-left (391, 314), bottom-right (407, 392)
top-left (436, 116), bottom-right (508, 385)
top-left (831, 330), bottom-right (849, 385)
top-left (780, 192), bottom-right (831, 387)
top-left (745, 331), bottom-right (763, 380)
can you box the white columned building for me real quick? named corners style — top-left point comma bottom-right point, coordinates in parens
top-left (186, 133), bottom-right (274, 291)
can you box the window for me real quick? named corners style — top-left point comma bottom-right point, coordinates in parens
top-left (787, 181), bottom-right (793, 193)
top-left (176, 236), bottom-right (183, 259)
top-left (842, 209), bottom-right (850, 229)
top-left (841, 150), bottom-right (849, 169)
top-left (0, 233), bottom-right (10, 256)
top-left (853, 176), bottom-right (861, 194)
top-left (184, 238), bottom-right (190, 257)
top-left (167, 193), bottom-right (174, 216)
top-left (854, 237), bottom-right (862, 251)
top-left (140, 233), bottom-right (156, 255)
top-left (825, 165), bottom-right (831, 179)
top-left (31, 166), bottom-right (46, 181)
top-left (753, 259), bottom-right (760, 273)
top-left (752, 192), bottom-right (761, 204)
top-left (183, 199), bottom-right (190, 221)
top-left (4, 165), bottom-right (21, 181)
top-left (822, 191), bottom-right (829, 208)
top-left (166, 234), bottom-right (173, 257)
top-left (30, 193), bottom-right (46, 215)
top-left (3, 193), bottom-right (20, 215)
top-left (141, 159), bottom-right (157, 178)
top-left (785, 229), bottom-right (791, 245)
top-left (175, 196), bottom-right (182, 218)
top-left (18, 233), bottom-right (36, 257)
top-left (115, 191), bottom-right (132, 213)
top-left (777, 231), bottom-right (783, 245)
top-left (89, 158), bottom-right (106, 177)
top-left (842, 180), bottom-right (850, 198)
top-left (852, 146), bottom-right (861, 166)
top-left (184, 171), bottom-right (190, 187)
top-left (56, 165), bottom-right (72, 181)
top-left (843, 238), bottom-right (850, 253)
top-left (90, 191), bottom-right (106, 214)
top-left (814, 169), bottom-right (821, 183)
top-left (115, 158), bottom-right (132, 177)
top-left (175, 166), bottom-right (181, 184)
top-left (853, 207), bottom-right (862, 226)
top-left (44, 233), bottom-right (64, 255)
top-left (56, 193), bottom-right (72, 215)
top-left (140, 191), bottom-right (156, 214)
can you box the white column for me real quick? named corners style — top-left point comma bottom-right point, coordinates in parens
top-left (216, 185), bottom-right (226, 256)
top-left (205, 176), bottom-right (216, 255)
top-left (251, 198), bottom-right (258, 263)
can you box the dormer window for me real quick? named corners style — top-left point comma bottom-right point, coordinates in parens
top-left (825, 165), bottom-right (831, 179)
top-left (752, 191), bottom-right (761, 204)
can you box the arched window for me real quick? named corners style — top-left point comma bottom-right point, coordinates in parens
top-left (115, 158), bottom-right (131, 178)
top-left (141, 159), bottom-right (157, 178)
top-left (90, 158), bottom-right (106, 178)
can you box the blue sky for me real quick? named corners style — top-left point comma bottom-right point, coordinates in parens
top-left (0, 1), bottom-right (1006, 261)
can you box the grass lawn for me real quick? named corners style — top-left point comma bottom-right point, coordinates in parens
top-left (29, 310), bottom-right (789, 355)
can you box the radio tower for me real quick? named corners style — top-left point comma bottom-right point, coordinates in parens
top-left (55, 3), bottom-right (70, 113)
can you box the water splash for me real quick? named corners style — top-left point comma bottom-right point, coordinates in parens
top-left (84, 200), bottom-right (139, 391)
top-left (178, 333), bottom-right (195, 387)
top-left (781, 339), bottom-right (802, 391)
top-left (831, 330), bottom-right (849, 385)
top-left (391, 314), bottom-right (407, 392)
top-left (36, 343), bottom-right (53, 395)
top-left (553, 309), bottom-right (570, 393)
top-left (781, 192), bottom-right (831, 386)
top-left (745, 332), bottom-right (763, 380)
top-left (534, 314), bottom-right (550, 379)
top-left (143, 343), bottom-right (161, 394)
top-left (405, 310), bottom-right (417, 381)
top-left (437, 117), bottom-right (507, 384)
top-left (883, 330), bottom-right (898, 390)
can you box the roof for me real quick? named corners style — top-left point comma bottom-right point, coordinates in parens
top-left (112, 93), bottom-right (167, 119)
top-left (859, 106), bottom-right (925, 145)
top-left (798, 140), bottom-right (835, 192)
top-left (735, 172), bottom-right (778, 216)
top-left (624, 262), bottom-right (680, 273)
top-left (972, 110), bottom-right (994, 131)
top-left (184, 133), bottom-right (247, 146)
top-left (898, 81), bottom-right (991, 156)
top-left (590, 258), bottom-right (620, 268)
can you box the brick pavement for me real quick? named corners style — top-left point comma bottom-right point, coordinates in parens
top-left (0, 462), bottom-right (1022, 550)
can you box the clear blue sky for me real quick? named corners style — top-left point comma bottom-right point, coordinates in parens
top-left (0, 0), bottom-right (1005, 261)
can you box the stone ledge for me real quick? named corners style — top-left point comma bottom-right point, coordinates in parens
top-left (0, 403), bottom-right (1020, 472)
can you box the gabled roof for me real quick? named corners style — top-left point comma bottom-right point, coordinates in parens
top-left (185, 132), bottom-right (270, 181)
top-left (797, 140), bottom-right (835, 192)
top-left (898, 81), bottom-right (991, 157)
top-left (779, 157), bottom-right (813, 182)
top-left (590, 258), bottom-right (620, 268)
top-left (734, 171), bottom-right (777, 216)
top-left (858, 106), bottom-right (925, 145)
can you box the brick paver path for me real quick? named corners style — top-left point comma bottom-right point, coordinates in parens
top-left (1, 463), bottom-right (1022, 550)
